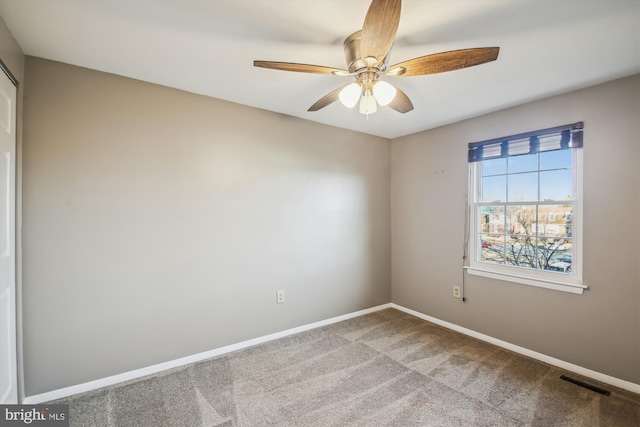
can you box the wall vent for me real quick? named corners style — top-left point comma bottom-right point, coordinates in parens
top-left (560, 375), bottom-right (611, 396)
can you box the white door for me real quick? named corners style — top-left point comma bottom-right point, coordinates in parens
top-left (0, 66), bottom-right (17, 404)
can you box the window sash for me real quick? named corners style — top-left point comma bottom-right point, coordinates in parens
top-left (467, 139), bottom-right (584, 294)
top-left (474, 202), bottom-right (574, 270)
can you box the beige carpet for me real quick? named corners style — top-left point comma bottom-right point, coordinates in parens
top-left (51, 308), bottom-right (640, 426)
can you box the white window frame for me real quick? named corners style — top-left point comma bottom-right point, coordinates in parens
top-left (466, 146), bottom-right (585, 295)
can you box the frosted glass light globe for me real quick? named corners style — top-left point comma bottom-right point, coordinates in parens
top-left (338, 83), bottom-right (361, 108)
top-left (373, 81), bottom-right (396, 106)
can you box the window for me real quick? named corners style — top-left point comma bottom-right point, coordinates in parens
top-left (467, 122), bottom-right (585, 294)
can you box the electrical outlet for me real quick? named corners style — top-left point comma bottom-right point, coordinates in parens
top-left (453, 286), bottom-right (462, 299)
top-left (276, 290), bottom-right (285, 304)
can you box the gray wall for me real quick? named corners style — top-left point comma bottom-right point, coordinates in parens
top-left (392, 74), bottom-right (640, 384)
top-left (18, 52), bottom-right (640, 396)
top-left (22, 57), bottom-right (391, 396)
top-left (0, 14), bottom-right (23, 82)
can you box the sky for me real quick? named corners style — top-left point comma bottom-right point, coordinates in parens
top-left (480, 149), bottom-right (573, 203)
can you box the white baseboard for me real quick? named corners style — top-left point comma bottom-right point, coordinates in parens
top-left (24, 303), bottom-right (393, 404)
top-left (25, 301), bottom-right (639, 403)
top-left (390, 303), bottom-right (640, 395)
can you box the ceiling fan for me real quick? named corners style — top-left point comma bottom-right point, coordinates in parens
top-left (254, 0), bottom-right (499, 115)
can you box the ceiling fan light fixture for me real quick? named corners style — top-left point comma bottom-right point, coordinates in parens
top-left (373, 80), bottom-right (396, 106)
top-left (359, 88), bottom-right (377, 115)
top-left (254, 0), bottom-right (499, 116)
top-left (339, 83), bottom-right (361, 108)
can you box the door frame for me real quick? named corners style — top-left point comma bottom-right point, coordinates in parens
top-left (0, 58), bottom-right (20, 404)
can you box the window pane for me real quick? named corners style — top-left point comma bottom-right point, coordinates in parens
top-left (508, 173), bottom-right (538, 202)
top-left (538, 237), bottom-right (572, 271)
top-left (482, 175), bottom-right (506, 202)
top-left (506, 205), bottom-right (536, 235)
top-left (482, 157), bottom-right (506, 176)
top-left (508, 153), bottom-right (537, 173)
top-left (540, 149), bottom-right (571, 171)
top-left (479, 206), bottom-right (504, 234)
top-left (480, 233), bottom-right (505, 264)
top-left (540, 169), bottom-right (573, 201)
top-left (505, 236), bottom-right (537, 269)
top-left (537, 205), bottom-right (573, 237)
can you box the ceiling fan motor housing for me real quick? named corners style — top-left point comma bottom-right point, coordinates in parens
top-left (344, 30), bottom-right (390, 74)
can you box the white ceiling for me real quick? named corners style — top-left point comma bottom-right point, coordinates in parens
top-left (1, 0), bottom-right (639, 139)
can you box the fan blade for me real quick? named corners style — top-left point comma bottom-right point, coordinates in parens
top-left (388, 86), bottom-right (413, 113)
top-left (254, 61), bottom-right (348, 75)
top-left (360, 0), bottom-right (401, 63)
top-left (388, 47), bottom-right (500, 77)
top-left (308, 84), bottom-right (352, 112)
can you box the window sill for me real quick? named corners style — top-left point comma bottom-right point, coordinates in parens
top-left (464, 266), bottom-right (587, 294)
